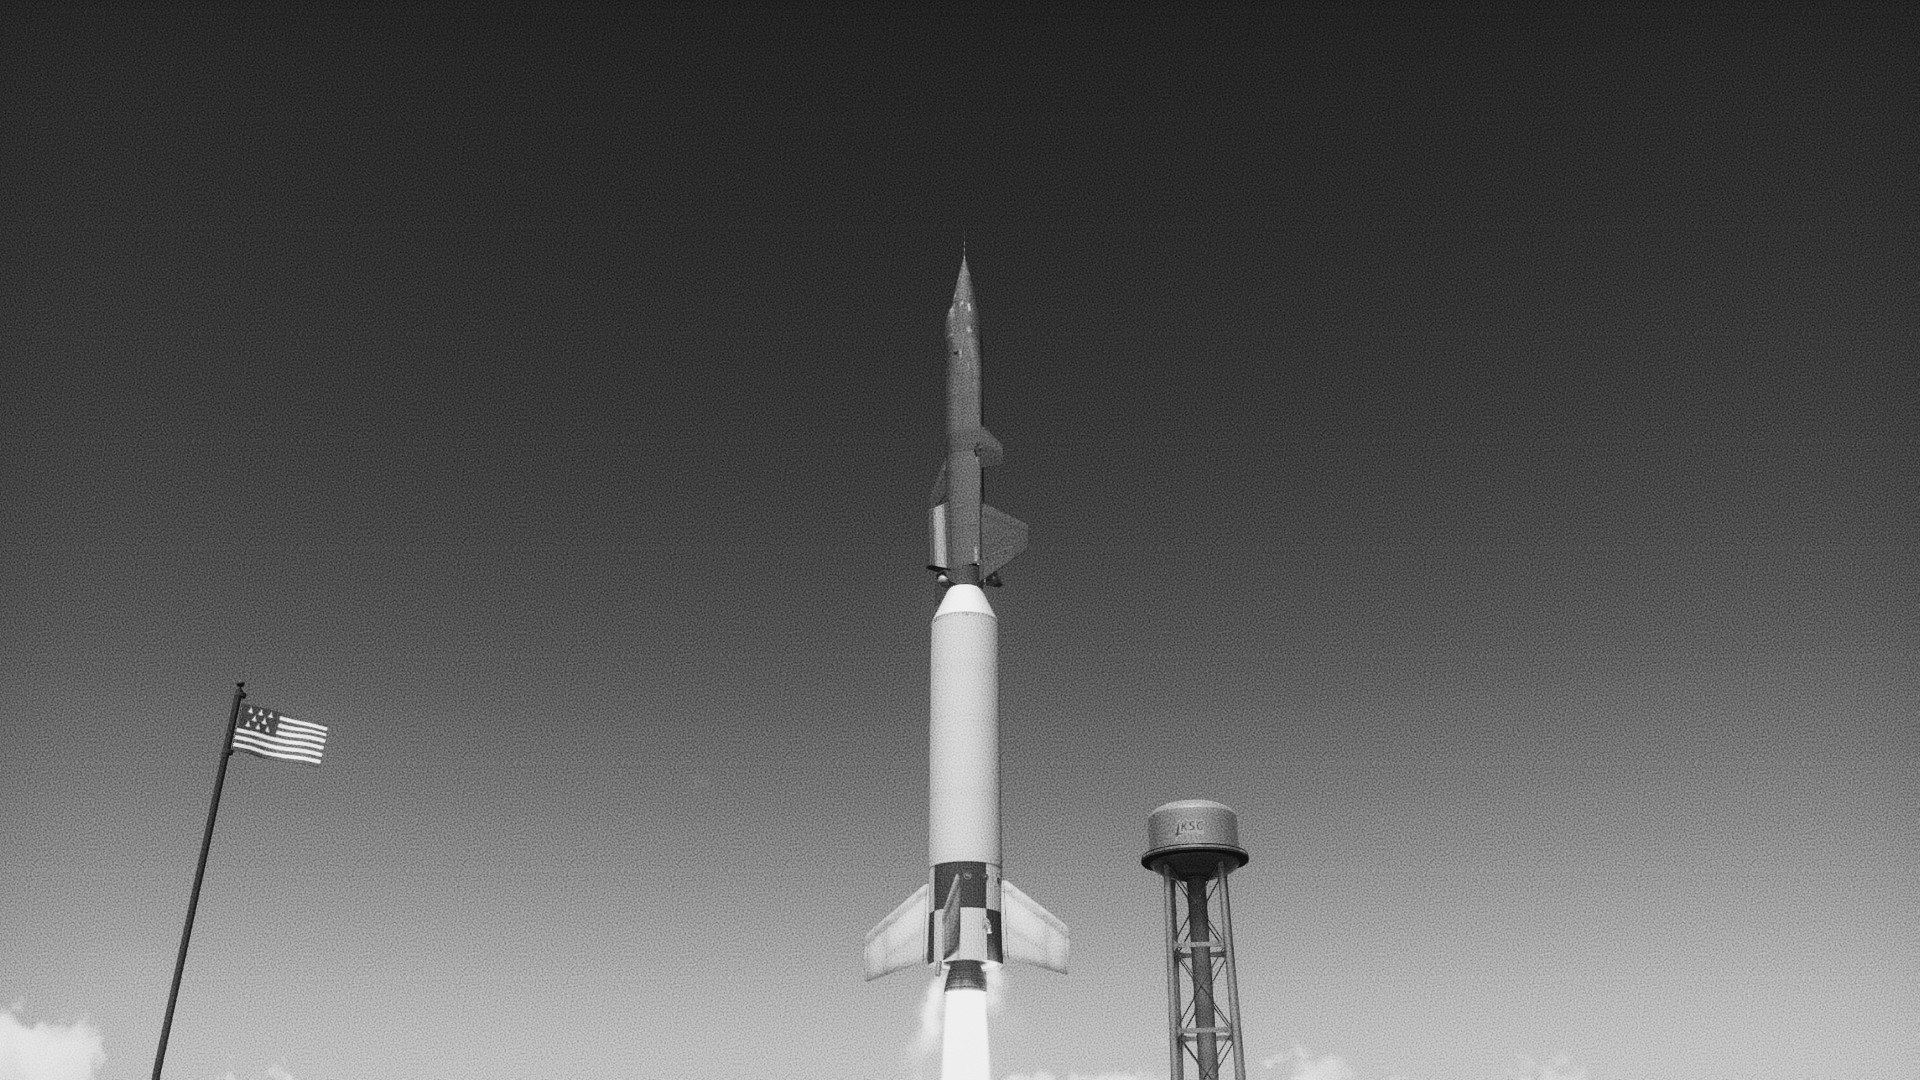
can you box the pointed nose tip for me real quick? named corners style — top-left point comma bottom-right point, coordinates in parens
top-left (951, 257), bottom-right (973, 307)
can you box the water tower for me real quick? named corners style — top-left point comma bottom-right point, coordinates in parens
top-left (1142, 799), bottom-right (1250, 1080)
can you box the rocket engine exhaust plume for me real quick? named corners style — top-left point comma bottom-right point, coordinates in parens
top-left (939, 987), bottom-right (991, 1080)
top-left (906, 970), bottom-right (946, 1072)
top-left (984, 958), bottom-right (1005, 1011)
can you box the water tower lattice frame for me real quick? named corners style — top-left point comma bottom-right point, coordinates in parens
top-left (1143, 800), bottom-right (1251, 1080)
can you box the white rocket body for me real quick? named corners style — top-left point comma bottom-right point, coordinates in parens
top-left (863, 583), bottom-right (1070, 983)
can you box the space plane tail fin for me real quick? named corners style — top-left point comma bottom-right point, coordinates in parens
top-left (979, 503), bottom-right (1028, 579)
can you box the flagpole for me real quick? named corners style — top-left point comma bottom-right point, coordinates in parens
top-left (152, 682), bottom-right (245, 1080)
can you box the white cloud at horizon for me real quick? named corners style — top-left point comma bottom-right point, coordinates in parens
top-left (1257, 1041), bottom-right (1602, 1080)
top-left (215, 1064), bottom-right (299, 1080)
top-left (0, 1004), bottom-right (106, 1080)
top-left (1262, 1042), bottom-right (1360, 1080)
top-left (1004, 1072), bottom-right (1159, 1080)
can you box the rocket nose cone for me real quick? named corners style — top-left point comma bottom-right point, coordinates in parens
top-left (934, 583), bottom-right (994, 618)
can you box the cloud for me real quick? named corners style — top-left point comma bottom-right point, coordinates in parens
top-left (1007, 1044), bottom-right (1595, 1080)
top-left (0, 1005), bottom-right (106, 1080)
top-left (215, 1066), bottom-right (299, 1080)
top-left (1261, 1043), bottom-right (1358, 1080)
top-left (1004, 1073), bottom-right (1159, 1080)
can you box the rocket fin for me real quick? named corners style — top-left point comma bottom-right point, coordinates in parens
top-left (938, 872), bottom-right (965, 960)
top-left (928, 503), bottom-right (950, 570)
top-left (928, 461), bottom-right (950, 507)
top-left (964, 427), bottom-right (1005, 468)
top-left (1001, 879), bottom-right (1070, 974)
top-left (927, 423), bottom-right (1004, 506)
top-left (863, 883), bottom-right (930, 980)
top-left (979, 503), bottom-right (1029, 579)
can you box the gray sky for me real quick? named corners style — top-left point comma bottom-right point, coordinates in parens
top-left (3, 6), bottom-right (1914, 1080)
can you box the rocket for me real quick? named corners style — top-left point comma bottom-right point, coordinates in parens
top-left (864, 258), bottom-right (1070, 994)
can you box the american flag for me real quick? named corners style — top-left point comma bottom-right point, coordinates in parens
top-left (231, 704), bottom-right (327, 766)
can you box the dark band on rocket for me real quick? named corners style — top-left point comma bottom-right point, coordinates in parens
top-left (927, 860), bottom-right (1004, 965)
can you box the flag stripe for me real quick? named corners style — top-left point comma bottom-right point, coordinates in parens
top-left (232, 743), bottom-right (323, 765)
top-left (268, 732), bottom-right (324, 747)
top-left (254, 731), bottom-right (324, 748)
top-left (231, 746), bottom-right (321, 763)
top-left (232, 745), bottom-right (321, 760)
top-left (268, 732), bottom-right (325, 745)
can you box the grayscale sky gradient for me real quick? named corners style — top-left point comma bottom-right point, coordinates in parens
top-left (3, 7), bottom-right (1914, 1080)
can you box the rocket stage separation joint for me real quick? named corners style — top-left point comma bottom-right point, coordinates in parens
top-left (863, 258), bottom-right (1070, 994)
